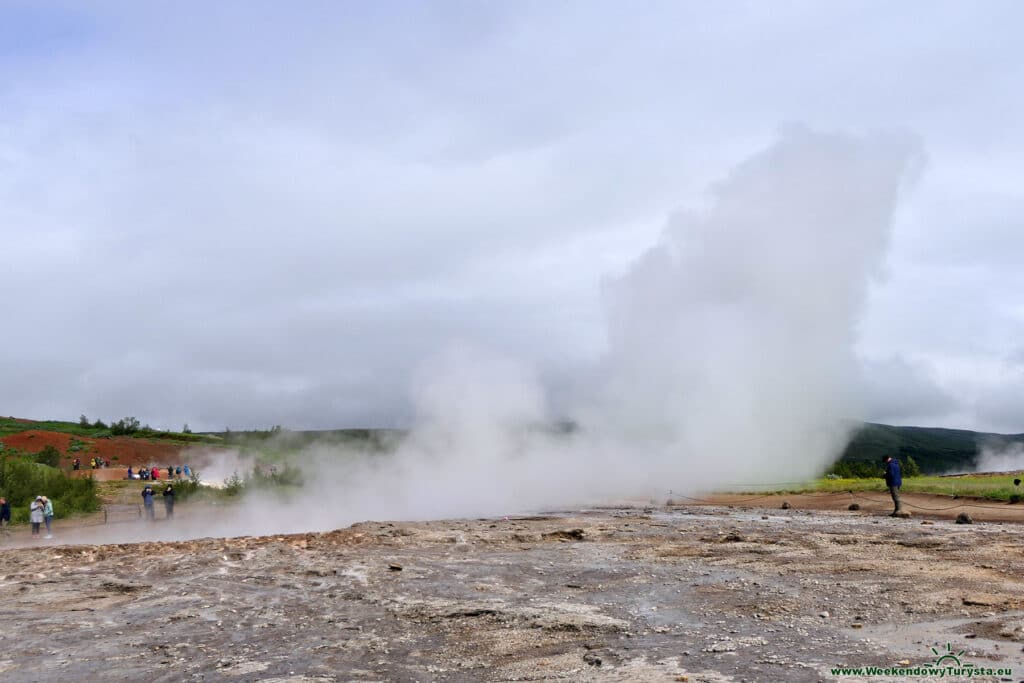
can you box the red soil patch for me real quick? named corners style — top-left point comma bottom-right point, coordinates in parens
top-left (0, 429), bottom-right (213, 470)
top-left (1, 430), bottom-right (73, 453)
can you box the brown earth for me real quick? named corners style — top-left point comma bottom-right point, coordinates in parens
top-left (0, 429), bottom-right (221, 470)
top-left (2, 501), bottom-right (1024, 681)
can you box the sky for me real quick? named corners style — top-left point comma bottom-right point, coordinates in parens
top-left (1, 1), bottom-right (1022, 434)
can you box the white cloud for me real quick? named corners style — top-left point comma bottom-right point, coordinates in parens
top-left (1, 2), bottom-right (1023, 432)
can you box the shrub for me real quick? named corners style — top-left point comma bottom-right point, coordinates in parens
top-left (35, 445), bottom-right (62, 468)
top-left (92, 418), bottom-right (108, 429)
top-left (223, 472), bottom-right (244, 496)
top-left (79, 414), bottom-right (90, 428)
top-left (110, 417), bottom-right (140, 436)
top-left (0, 456), bottom-right (101, 522)
top-left (171, 473), bottom-right (203, 501)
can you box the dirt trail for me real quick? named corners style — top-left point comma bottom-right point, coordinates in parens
top-left (2, 502), bottom-right (1024, 681)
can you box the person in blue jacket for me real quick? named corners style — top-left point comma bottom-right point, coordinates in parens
top-left (883, 455), bottom-right (903, 516)
top-left (141, 485), bottom-right (155, 520)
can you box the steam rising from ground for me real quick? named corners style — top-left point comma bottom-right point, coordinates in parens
top-left (50, 128), bottom-right (924, 544)
top-left (277, 127), bottom-right (922, 530)
top-left (975, 441), bottom-right (1024, 474)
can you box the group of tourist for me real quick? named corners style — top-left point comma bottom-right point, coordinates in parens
top-left (71, 457), bottom-right (108, 470)
top-left (126, 464), bottom-right (191, 481)
top-left (28, 496), bottom-right (54, 539)
top-left (140, 483), bottom-right (175, 520)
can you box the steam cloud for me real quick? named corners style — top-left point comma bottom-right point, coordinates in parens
top-left (974, 441), bottom-right (1024, 474)
top-left (43, 127), bottom-right (924, 545)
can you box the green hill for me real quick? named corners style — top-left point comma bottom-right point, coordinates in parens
top-left (840, 422), bottom-right (1024, 474)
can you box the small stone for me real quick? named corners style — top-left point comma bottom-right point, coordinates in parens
top-left (956, 512), bottom-right (973, 524)
top-left (818, 611), bottom-right (830, 619)
top-left (848, 503), bottom-right (860, 511)
top-left (851, 623), bottom-right (863, 629)
top-left (781, 501), bottom-right (791, 510)
top-left (388, 563), bottom-right (403, 571)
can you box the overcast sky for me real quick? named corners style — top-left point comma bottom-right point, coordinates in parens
top-left (2, 1), bottom-right (1022, 433)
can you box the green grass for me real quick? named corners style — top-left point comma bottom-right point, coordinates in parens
top-left (756, 473), bottom-right (1024, 503)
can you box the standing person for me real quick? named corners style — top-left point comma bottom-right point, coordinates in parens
top-left (42, 496), bottom-right (54, 539)
top-left (183, 464), bottom-right (191, 479)
top-left (141, 485), bottom-right (155, 520)
top-left (151, 466), bottom-right (160, 481)
top-left (175, 466), bottom-right (182, 479)
top-left (73, 457), bottom-right (80, 471)
top-left (127, 466), bottom-right (134, 480)
top-left (0, 497), bottom-right (10, 535)
top-left (883, 455), bottom-right (903, 516)
top-left (167, 465), bottom-right (173, 479)
top-left (30, 497), bottom-right (44, 537)
top-left (163, 484), bottom-right (175, 519)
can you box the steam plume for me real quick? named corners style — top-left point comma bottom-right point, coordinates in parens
top-left (41, 127), bottom-right (923, 545)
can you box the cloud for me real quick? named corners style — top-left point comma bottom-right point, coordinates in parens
top-left (859, 355), bottom-right (958, 425)
top-left (1, 2), bottom-right (1023, 433)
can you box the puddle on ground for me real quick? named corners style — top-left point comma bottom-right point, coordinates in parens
top-left (849, 612), bottom-right (1024, 667)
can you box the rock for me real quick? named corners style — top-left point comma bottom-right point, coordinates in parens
top-left (704, 641), bottom-right (736, 653)
top-left (921, 520), bottom-right (934, 525)
top-left (847, 504), bottom-right (860, 511)
top-left (817, 611), bottom-right (830, 619)
top-left (851, 623), bottom-right (863, 629)
top-left (542, 529), bottom-right (585, 541)
top-left (962, 595), bottom-right (998, 607)
top-left (780, 501), bottom-right (791, 510)
top-left (388, 563), bottom-right (403, 571)
top-left (956, 513), bottom-right (974, 525)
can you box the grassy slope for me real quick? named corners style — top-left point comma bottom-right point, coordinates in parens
top-left (0, 416), bottom-right (222, 445)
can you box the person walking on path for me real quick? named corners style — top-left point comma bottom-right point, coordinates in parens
top-left (141, 485), bottom-right (155, 520)
top-left (162, 484), bottom-right (175, 519)
top-left (29, 497), bottom-right (44, 537)
top-left (883, 455), bottom-right (903, 516)
top-left (42, 496), bottom-right (54, 539)
top-left (0, 497), bottom-right (10, 535)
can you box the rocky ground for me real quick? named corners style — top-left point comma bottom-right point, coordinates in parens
top-left (2, 503), bottom-right (1024, 682)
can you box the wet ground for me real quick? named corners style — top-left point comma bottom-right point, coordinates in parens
top-left (2, 503), bottom-right (1024, 682)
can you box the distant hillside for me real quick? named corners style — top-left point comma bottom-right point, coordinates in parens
top-left (5, 415), bottom-right (1022, 476)
top-left (840, 422), bottom-right (1024, 474)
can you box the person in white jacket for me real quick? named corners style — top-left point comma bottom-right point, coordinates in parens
top-left (29, 496), bottom-right (44, 537)
top-left (42, 496), bottom-right (54, 539)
